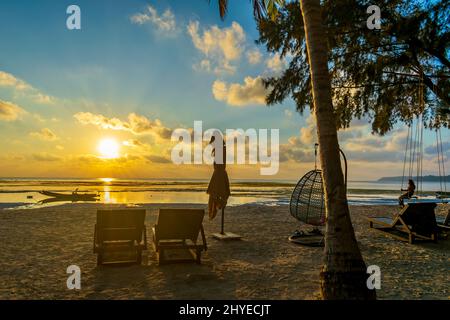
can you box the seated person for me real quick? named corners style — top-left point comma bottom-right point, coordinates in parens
top-left (399, 179), bottom-right (416, 207)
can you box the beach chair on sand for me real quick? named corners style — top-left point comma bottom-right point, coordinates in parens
top-left (93, 209), bottom-right (147, 265)
top-left (436, 209), bottom-right (450, 231)
top-left (368, 203), bottom-right (438, 244)
top-left (152, 209), bottom-right (207, 264)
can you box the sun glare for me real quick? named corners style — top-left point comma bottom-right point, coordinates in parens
top-left (98, 138), bottom-right (120, 159)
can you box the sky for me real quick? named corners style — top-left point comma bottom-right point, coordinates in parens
top-left (0, 0), bottom-right (448, 181)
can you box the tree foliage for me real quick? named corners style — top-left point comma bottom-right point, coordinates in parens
top-left (257, 0), bottom-right (450, 134)
top-left (213, 0), bottom-right (284, 20)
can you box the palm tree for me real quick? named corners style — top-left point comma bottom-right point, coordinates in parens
top-left (213, 0), bottom-right (376, 299)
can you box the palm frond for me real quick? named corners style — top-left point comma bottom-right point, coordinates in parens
top-left (253, 0), bottom-right (285, 21)
top-left (211, 0), bottom-right (284, 21)
top-left (207, 0), bottom-right (228, 20)
top-left (219, 0), bottom-right (228, 20)
top-left (252, 0), bottom-right (267, 21)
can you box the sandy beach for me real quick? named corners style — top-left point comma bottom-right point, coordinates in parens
top-left (0, 203), bottom-right (448, 300)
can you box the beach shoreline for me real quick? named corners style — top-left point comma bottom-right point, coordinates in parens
top-left (1, 179), bottom-right (448, 208)
top-left (0, 203), bottom-right (448, 300)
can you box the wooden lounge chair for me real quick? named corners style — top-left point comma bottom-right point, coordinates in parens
top-left (93, 209), bottom-right (147, 265)
top-left (436, 209), bottom-right (450, 231)
top-left (368, 203), bottom-right (438, 244)
top-left (152, 209), bottom-right (207, 264)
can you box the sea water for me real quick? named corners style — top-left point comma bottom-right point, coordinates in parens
top-left (0, 178), bottom-right (447, 209)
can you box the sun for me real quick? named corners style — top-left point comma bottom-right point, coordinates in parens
top-left (98, 138), bottom-right (120, 159)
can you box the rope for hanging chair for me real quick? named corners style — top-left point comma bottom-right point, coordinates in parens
top-left (401, 72), bottom-right (448, 198)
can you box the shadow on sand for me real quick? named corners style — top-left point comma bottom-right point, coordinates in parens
top-left (88, 247), bottom-right (235, 299)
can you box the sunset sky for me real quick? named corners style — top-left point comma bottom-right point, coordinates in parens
top-left (0, 0), bottom-right (448, 181)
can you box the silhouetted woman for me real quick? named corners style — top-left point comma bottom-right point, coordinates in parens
top-left (399, 179), bottom-right (416, 207)
top-left (207, 134), bottom-right (230, 220)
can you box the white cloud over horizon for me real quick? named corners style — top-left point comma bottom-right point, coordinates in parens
top-left (188, 21), bottom-right (246, 75)
top-left (265, 53), bottom-right (288, 74)
top-left (247, 49), bottom-right (262, 64)
top-left (212, 76), bottom-right (269, 106)
top-left (73, 112), bottom-right (172, 140)
top-left (29, 128), bottom-right (58, 141)
top-left (130, 5), bottom-right (177, 35)
top-left (0, 71), bottom-right (55, 105)
top-left (32, 152), bottom-right (62, 162)
top-left (0, 100), bottom-right (26, 121)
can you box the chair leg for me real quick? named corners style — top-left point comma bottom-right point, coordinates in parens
top-left (196, 249), bottom-right (201, 264)
top-left (137, 249), bottom-right (142, 265)
top-left (97, 252), bottom-right (103, 266)
top-left (159, 249), bottom-right (164, 265)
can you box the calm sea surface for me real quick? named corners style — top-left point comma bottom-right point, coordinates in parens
top-left (0, 178), bottom-right (448, 209)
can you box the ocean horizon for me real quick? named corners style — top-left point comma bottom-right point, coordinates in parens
top-left (0, 177), bottom-right (447, 209)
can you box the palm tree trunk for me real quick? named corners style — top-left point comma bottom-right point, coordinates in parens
top-left (299, 0), bottom-right (376, 300)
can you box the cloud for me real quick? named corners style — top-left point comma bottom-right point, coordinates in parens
top-left (130, 5), bottom-right (177, 35)
top-left (73, 112), bottom-right (172, 139)
top-left (123, 139), bottom-right (146, 148)
top-left (74, 112), bottom-right (128, 130)
top-left (33, 113), bottom-right (46, 122)
top-left (0, 154), bottom-right (25, 161)
top-left (0, 100), bottom-right (26, 121)
top-left (29, 128), bottom-right (58, 141)
top-left (277, 115), bottom-right (409, 164)
top-left (344, 129), bottom-right (406, 153)
top-left (279, 136), bottom-right (314, 163)
top-left (129, 113), bottom-right (172, 138)
top-left (294, 114), bottom-right (402, 159)
top-left (0, 71), bottom-right (55, 105)
top-left (212, 76), bottom-right (269, 106)
top-left (425, 141), bottom-right (450, 155)
top-left (72, 153), bottom-right (143, 165)
top-left (345, 148), bottom-right (404, 163)
top-left (247, 49), bottom-right (262, 64)
top-left (284, 109), bottom-right (293, 118)
top-left (33, 93), bottom-right (54, 104)
top-left (299, 114), bottom-right (317, 145)
top-left (32, 152), bottom-right (62, 162)
top-left (193, 59), bottom-right (212, 73)
top-left (338, 127), bottom-right (364, 141)
top-left (338, 127), bottom-right (408, 163)
top-left (122, 139), bottom-right (173, 164)
top-left (145, 154), bottom-right (171, 164)
top-left (266, 53), bottom-right (288, 74)
top-left (274, 113), bottom-right (402, 165)
top-left (207, 50), bottom-right (288, 107)
top-left (0, 71), bottom-right (29, 90)
top-left (188, 21), bottom-right (245, 75)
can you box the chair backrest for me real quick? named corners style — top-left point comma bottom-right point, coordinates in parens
top-left (156, 209), bottom-right (204, 242)
top-left (398, 203), bottom-right (437, 235)
top-left (96, 209), bottom-right (146, 242)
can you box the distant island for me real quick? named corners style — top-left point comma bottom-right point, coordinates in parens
top-left (377, 175), bottom-right (450, 182)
